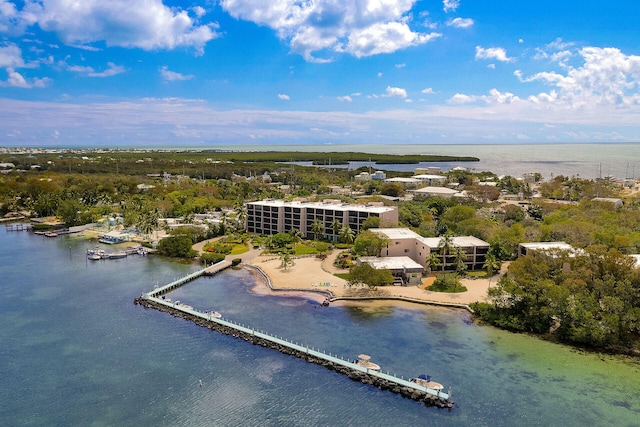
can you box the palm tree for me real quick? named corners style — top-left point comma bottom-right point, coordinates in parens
top-left (331, 219), bottom-right (341, 242)
top-left (280, 251), bottom-right (294, 270)
top-left (289, 228), bottom-right (303, 253)
top-left (427, 251), bottom-right (442, 274)
top-left (452, 246), bottom-right (468, 276)
top-left (483, 252), bottom-right (501, 287)
top-left (311, 218), bottom-right (325, 241)
top-left (437, 232), bottom-right (455, 271)
top-left (339, 225), bottom-right (355, 244)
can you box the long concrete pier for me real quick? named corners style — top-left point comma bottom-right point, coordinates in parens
top-left (135, 261), bottom-right (454, 409)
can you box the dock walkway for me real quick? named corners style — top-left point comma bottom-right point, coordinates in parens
top-left (135, 260), bottom-right (454, 409)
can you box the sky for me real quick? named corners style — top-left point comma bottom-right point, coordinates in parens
top-left (1, 0), bottom-right (640, 148)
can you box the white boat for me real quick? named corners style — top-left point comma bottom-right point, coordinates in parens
top-left (410, 374), bottom-right (444, 391)
top-left (108, 251), bottom-right (128, 259)
top-left (207, 311), bottom-right (222, 319)
top-left (355, 354), bottom-right (380, 371)
top-left (87, 248), bottom-right (105, 260)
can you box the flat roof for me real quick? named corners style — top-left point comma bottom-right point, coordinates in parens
top-left (247, 199), bottom-right (396, 213)
top-left (359, 256), bottom-right (424, 270)
top-left (384, 177), bottom-right (421, 183)
top-left (412, 186), bottom-right (459, 194)
top-left (519, 242), bottom-right (574, 250)
top-left (413, 174), bottom-right (446, 180)
top-left (371, 228), bottom-right (489, 248)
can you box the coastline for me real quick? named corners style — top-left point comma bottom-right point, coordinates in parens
top-left (242, 249), bottom-right (499, 311)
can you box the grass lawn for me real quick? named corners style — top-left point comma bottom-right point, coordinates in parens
top-left (294, 244), bottom-right (317, 256)
top-left (230, 244), bottom-right (249, 255)
top-left (428, 273), bottom-right (467, 293)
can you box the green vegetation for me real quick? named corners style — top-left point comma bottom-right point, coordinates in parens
top-left (429, 273), bottom-right (467, 293)
top-left (348, 262), bottom-right (394, 289)
top-left (200, 252), bottom-right (226, 265)
top-left (471, 247), bottom-right (640, 352)
top-left (2, 148), bottom-right (639, 354)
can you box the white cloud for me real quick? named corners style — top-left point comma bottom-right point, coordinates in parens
top-left (337, 95), bottom-right (352, 102)
top-left (5, 0), bottom-right (219, 54)
top-left (443, 0), bottom-right (460, 12)
top-left (395, 63), bottom-right (406, 68)
top-left (66, 62), bottom-right (125, 77)
top-left (278, 93), bottom-right (290, 100)
top-left (160, 66), bottom-right (194, 81)
top-left (475, 46), bottom-right (513, 62)
top-left (0, 43), bottom-right (26, 68)
top-left (384, 86), bottom-right (407, 98)
top-left (446, 17), bottom-right (473, 28)
top-left (517, 47), bottom-right (640, 107)
top-left (192, 6), bottom-right (206, 18)
top-left (0, 68), bottom-right (51, 88)
top-left (221, 1), bottom-right (440, 62)
top-left (421, 87), bottom-right (434, 94)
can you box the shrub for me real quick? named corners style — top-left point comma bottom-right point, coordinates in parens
top-left (200, 252), bottom-right (226, 265)
top-left (429, 273), bottom-right (467, 293)
top-left (231, 258), bottom-right (242, 266)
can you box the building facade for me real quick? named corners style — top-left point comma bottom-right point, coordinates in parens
top-left (372, 228), bottom-right (490, 272)
top-left (245, 199), bottom-right (398, 240)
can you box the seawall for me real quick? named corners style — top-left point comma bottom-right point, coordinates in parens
top-left (134, 296), bottom-right (454, 409)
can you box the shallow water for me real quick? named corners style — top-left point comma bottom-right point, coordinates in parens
top-left (1, 228), bottom-right (638, 426)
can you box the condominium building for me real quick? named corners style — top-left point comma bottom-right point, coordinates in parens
top-left (371, 228), bottom-right (490, 272)
top-left (245, 199), bottom-right (398, 239)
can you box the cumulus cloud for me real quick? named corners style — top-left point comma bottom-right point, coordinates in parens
top-left (278, 93), bottom-right (290, 100)
top-left (443, 0), bottom-right (460, 12)
top-left (221, 0), bottom-right (440, 62)
top-left (2, 0), bottom-right (219, 54)
top-left (337, 95), bottom-right (352, 102)
top-left (384, 86), bottom-right (407, 98)
top-left (0, 43), bottom-right (26, 68)
top-left (0, 68), bottom-right (51, 88)
top-left (421, 87), bottom-right (434, 94)
top-left (160, 66), bottom-right (194, 81)
top-left (446, 17), bottom-right (473, 28)
top-left (475, 46), bottom-right (512, 62)
top-left (517, 47), bottom-right (640, 107)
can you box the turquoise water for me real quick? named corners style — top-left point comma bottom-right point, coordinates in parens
top-left (208, 142), bottom-right (640, 179)
top-left (1, 228), bottom-right (639, 426)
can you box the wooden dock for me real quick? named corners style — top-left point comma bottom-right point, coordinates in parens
top-left (135, 261), bottom-right (454, 409)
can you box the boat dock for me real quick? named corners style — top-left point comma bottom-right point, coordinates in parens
top-left (5, 223), bottom-right (32, 231)
top-left (135, 261), bottom-right (454, 409)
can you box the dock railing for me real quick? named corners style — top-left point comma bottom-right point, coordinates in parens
top-left (140, 290), bottom-right (449, 401)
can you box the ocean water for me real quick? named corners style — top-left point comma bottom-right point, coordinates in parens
top-left (1, 228), bottom-right (639, 426)
top-left (207, 142), bottom-right (640, 179)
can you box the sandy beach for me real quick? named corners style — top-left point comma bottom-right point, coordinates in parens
top-left (243, 248), bottom-right (501, 310)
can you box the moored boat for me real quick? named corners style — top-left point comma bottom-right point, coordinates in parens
top-left (410, 374), bottom-right (444, 391)
top-left (355, 354), bottom-right (381, 371)
top-left (108, 251), bottom-right (128, 259)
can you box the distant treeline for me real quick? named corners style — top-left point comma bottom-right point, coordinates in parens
top-left (204, 151), bottom-right (480, 164)
top-left (1, 150), bottom-right (477, 177)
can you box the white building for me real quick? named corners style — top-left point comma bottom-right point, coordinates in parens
top-left (411, 186), bottom-right (460, 199)
top-left (358, 256), bottom-right (424, 285)
top-left (518, 242), bottom-right (580, 257)
top-left (413, 174), bottom-right (447, 186)
top-left (384, 177), bottom-right (422, 188)
top-left (245, 199), bottom-right (398, 240)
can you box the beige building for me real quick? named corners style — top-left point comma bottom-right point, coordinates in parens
top-left (371, 228), bottom-right (490, 272)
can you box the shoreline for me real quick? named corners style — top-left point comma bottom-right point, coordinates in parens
top-left (242, 250), bottom-right (500, 311)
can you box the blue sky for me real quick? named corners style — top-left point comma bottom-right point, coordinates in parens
top-left (1, 0), bottom-right (640, 147)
